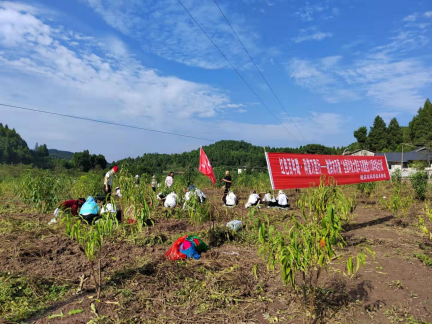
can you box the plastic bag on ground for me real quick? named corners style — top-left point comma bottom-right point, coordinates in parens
top-left (164, 235), bottom-right (188, 261)
top-left (186, 235), bottom-right (208, 253)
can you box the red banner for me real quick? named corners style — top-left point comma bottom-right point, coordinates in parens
top-left (199, 147), bottom-right (216, 185)
top-left (265, 152), bottom-right (390, 189)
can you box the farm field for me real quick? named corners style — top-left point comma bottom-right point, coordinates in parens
top-left (0, 179), bottom-right (431, 324)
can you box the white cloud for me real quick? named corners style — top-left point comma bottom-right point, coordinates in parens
top-left (83, 0), bottom-right (267, 70)
top-left (225, 103), bottom-right (245, 108)
top-left (0, 3), bottom-right (235, 127)
top-left (292, 27), bottom-right (332, 43)
top-left (320, 55), bottom-right (342, 69)
top-left (403, 13), bottom-right (418, 22)
top-left (424, 11), bottom-right (432, 18)
top-left (294, 3), bottom-right (340, 21)
top-left (0, 2), bottom-right (348, 159)
top-left (286, 25), bottom-right (431, 112)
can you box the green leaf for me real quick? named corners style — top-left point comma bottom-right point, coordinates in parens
top-left (356, 256), bottom-right (360, 273)
top-left (68, 309), bottom-right (84, 315)
top-left (48, 311), bottom-right (64, 319)
top-left (90, 303), bottom-right (98, 316)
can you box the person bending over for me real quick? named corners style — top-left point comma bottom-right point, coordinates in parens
top-left (50, 198), bottom-right (85, 224)
top-left (223, 190), bottom-right (237, 207)
top-left (104, 166), bottom-right (118, 198)
top-left (79, 196), bottom-right (100, 224)
top-left (164, 192), bottom-right (178, 208)
top-left (101, 202), bottom-right (122, 223)
top-left (183, 185), bottom-right (206, 209)
top-left (245, 190), bottom-right (261, 209)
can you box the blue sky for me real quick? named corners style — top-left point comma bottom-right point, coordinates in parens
top-left (0, 0), bottom-right (431, 161)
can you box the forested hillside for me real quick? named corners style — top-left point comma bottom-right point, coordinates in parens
top-left (48, 149), bottom-right (74, 160)
top-left (114, 141), bottom-right (344, 175)
top-left (1, 99), bottom-right (431, 174)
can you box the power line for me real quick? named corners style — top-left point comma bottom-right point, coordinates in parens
top-left (0, 103), bottom-right (215, 142)
top-left (177, 0), bottom-right (302, 145)
top-left (213, 0), bottom-right (308, 145)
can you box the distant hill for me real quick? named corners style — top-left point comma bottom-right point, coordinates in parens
top-left (112, 140), bottom-right (344, 175)
top-left (48, 149), bottom-right (74, 160)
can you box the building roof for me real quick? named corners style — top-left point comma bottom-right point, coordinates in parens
top-left (346, 149), bottom-right (375, 155)
top-left (375, 149), bottom-right (432, 163)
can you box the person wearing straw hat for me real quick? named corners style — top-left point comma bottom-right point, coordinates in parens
top-left (276, 190), bottom-right (289, 208)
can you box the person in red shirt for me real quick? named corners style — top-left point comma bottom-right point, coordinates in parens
top-left (59, 198), bottom-right (86, 216)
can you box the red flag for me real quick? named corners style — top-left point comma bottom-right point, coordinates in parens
top-left (199, 147), bottom-right (216, 185)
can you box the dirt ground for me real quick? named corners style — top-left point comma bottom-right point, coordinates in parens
top-left (0, 186), bottom-right (431, 324)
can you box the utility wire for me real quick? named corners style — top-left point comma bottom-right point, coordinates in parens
top-left (213, 0), bottom-right (308, 145)
top-left (0, 103), bottom-right (215, 142)
top-left (177, 0), bottom-right (302, 145)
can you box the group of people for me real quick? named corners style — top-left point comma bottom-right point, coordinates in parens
top-left (244, 189), bottom-right (289, 209)
top-left (50, 195), bottom-right (120, 225)
top-left (51, 167), bottom-right (290, 225)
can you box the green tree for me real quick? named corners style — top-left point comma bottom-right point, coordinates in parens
top-left (387, 118), bottom-right (403, 151)
top-left (367, 116), bottom-right (388, 151)
top-left (408, 99), bottom-right (432, 147)
top-left (353, 126), bottom-right (368, 148)
top-left (72, 150), bottom-right (92, 172)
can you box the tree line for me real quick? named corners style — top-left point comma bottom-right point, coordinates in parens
top-left (1, 99), bottom-right (431, 174)
top-left (352, 99), bottom-right (432, 152)
top-left (0, 123), bottom-right (106, 171)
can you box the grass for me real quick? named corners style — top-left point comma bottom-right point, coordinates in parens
top-left (0, 180), bottom-right (431, 324)
top-left (0, 272), bottom-right (71, 322)
top-left (415, 253), bottom-right (432, 267)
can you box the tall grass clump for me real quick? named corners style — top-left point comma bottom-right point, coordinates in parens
top-left (16, 170), bottom-right (71, 213)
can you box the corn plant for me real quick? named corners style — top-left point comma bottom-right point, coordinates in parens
top-left (419, 200), bottom-right (432, 240)
top-left (260, 179), bottom-right (373, 323)
top-left (60, 206), bottom-right (118, 298)
top-left (16, 170), bottom-right (71, 213)
top-left (184, 192), bottom-right (209, 226)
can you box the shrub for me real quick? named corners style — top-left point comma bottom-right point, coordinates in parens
top-left (391, 168), bottom-right (402, 185)
top-left (409, 170), bottom-right (429, 200)
top-left (16, 170), bottom-right (71, 213)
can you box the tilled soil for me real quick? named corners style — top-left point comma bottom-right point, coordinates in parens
top-left (0, 188), bottom-right (431, 324)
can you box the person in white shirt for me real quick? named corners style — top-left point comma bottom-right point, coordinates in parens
top-left (165, 172), bottom-right (174, 188)
top-left (104, 166), bottom-right (118, 198)
top-left (164, 192), bottom-right (178, 208)
top-left (276, 190), bottom-right (289, 208)
top-left (224, 191), bottom-right (237, 206)
top-left (245, 190), bottom-right (261, 209)
top-left (183, 185), bottom-right (206, 209)
top-left (262, 191), bottom-right (276, 207)
top-left (101, 202), bottom-right (122, 222)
